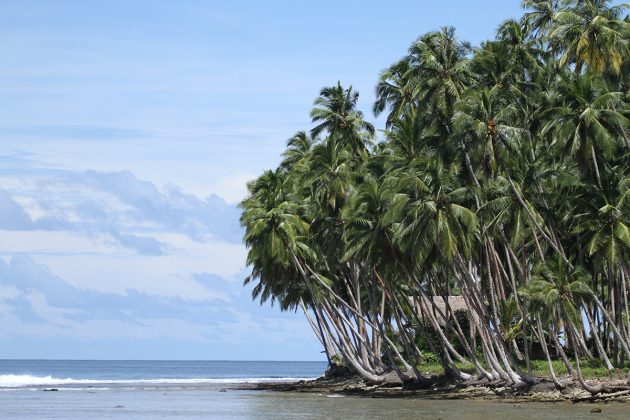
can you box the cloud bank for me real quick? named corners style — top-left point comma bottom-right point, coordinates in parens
top-left (0, 254), bottom-right (319, 359)
top-left (0, 163), bottom-right (321, 360)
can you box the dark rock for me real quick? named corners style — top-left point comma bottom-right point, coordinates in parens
top-left (228, 375), bottom-right (630, 404)
top-left (402, 379), bottom-right (432, 390)
top-left (590, 407), bottom-right (602, 413)
top-left (325, 363), bottom-right (354, 379)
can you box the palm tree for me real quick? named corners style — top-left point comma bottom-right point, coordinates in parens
top-left (551, 0), bottom-right (629, 74)
top-left (522, 0), bottom-right (560, 38)
top-left (496, 19), bottom-right (545, 79)
top-left (280, 131), bottom-right (315, 171)
top-left (310, 82), bottom-right (375, 152)
top-left (409, 27), bottom-right (472, 121)
top-left (373, 57), bottom-right (419, 127)
top-left (383, 109), bottom-right (428, 165)
top-left (240, 169), bottom-right (312, 299)
top-left (391, 157), bottom-right (477, 267)
top-left (578, 170), bottom-right (630, 268)
top-left (453, 87), bottom-right (523, 180)
top-left (240, 1), bottom-right (630, 392)
top-left (541, 72), bottom-right (628, 189)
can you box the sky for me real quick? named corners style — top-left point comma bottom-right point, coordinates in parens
top-left (0, 0), bottom-right (525, 360)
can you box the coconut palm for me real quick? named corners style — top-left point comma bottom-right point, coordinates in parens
top-left (522, 0), bottom-right (560, 38)
top-left (551, 0), bottom-right (629, 74)
top-left (577, 170), bottom-right (630, 267)
top-left (541, 72), bottom-right (628, 189)
top-left (373, 57), bottom-right (419, 127)
top-left (239, 1), bottom-right (630, 392)
top-left (280, 131), bottom-right (315, 171)
top-left (453, 87), bottom-right (523, 180)
top-left (409, 27), bottom-right (472, 117)
top-left (391, 157), bottom-right (477, 264)
top-left (310, 82), bottom-right (375, 152)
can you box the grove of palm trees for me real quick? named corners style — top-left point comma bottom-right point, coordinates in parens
top-left (240, 0), bottom-right (630, 394)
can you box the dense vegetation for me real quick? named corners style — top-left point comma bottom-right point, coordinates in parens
top-left (240, 0), bottom-right (630, 394)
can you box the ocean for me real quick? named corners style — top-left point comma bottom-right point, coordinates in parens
top-left (0, 360), bottom-right (326, 388)
top-left (0, 359), bottom-right (626, 419)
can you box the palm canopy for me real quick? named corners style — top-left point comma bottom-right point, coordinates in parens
top-left (383, 108), bottom-right (429, 165)
top-left (304, 139), bottom-right (354, 216)
top-left (574, 170), bottom-right (630, 266)
top-left (280, 131), bottom-right (315, 171)
top-left (240, 0), bottom-right (630, 391)
top-left (310, 82), bottom-right (375, 151)
top-left (521, 258), bottom-right (591, 325)
top-left (453, 88), bottom-right (524, 178)
top-left (240, 169), bottom-right (315, 308)
top-left (342, 176), bottom-right (399, 268)
top-left (496, 18), bottom-right (545, 77)
top-left (541, 72), bottom-right (628, 184)
top-left (373, 57), bottom-right (419, 126)
top-left (521, 0), bottom-right (560, 38)
top-left (551, 0), bottom-right (630, 74)
top-left (390, 158), bottom-right (478, 265)
top-left (409, 27), bottom-right (472, 120)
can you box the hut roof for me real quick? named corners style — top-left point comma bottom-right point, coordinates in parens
top-left (408, 295), bottom-right (475, 327)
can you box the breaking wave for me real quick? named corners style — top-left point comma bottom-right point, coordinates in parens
top-left (0, 374), bottom-right (313, 388)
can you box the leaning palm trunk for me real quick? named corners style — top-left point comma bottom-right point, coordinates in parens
top-left (300, 300), bottom-right (336, 365)
top-left (535, 315), bottom-right (566, 389)
top-left (590, 145), bottom-right (603, 190)
top-left (582, 299), bottom-right (614, 371)
top-left (406, 276), bottom-right (477, 380)
top-left (565, 329), bottom-right (630, 394)
top-left (287, 247), bottom-right (393, 381)
top-left (374, 269), bottom-right (428, 381)
top-left (365, 283), bottom-right (416, 382)
top-left (303, 264), bottom-right (420, 378)
top-left (318, 305), bottom-right (387, 382)
top-left (548, 321), bottom-right (575, 375)
top-left (301, 256), bottom-right (430, 382)
top-left (589, 291), bottom-right (630, 361)
top-left (503, 171), bottom-right (571, 266)
top-left (393, 261), bottom-right (478, 379)
top-left (437, 293), bottom-right (494, 380)
top-left (456, 256), bottom-right (530, 385)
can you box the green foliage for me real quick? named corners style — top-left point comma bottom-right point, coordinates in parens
top-left (239, 0), bottom-right (630, 385)
top-left (419, 350), bottom-right (439, 365)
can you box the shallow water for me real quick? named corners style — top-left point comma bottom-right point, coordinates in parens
top-left (0, 360), bottom-right (626, 419)
top-left (1, 387), bottom-right (627, 420)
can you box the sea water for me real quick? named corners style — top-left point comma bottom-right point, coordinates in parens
top-left (0, 360), bottom-right (325, 388)
top-left (0, 360), bottom-right (627, 419)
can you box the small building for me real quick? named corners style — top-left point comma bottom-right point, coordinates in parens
top-left (408, 295), bottom-right (478, 339)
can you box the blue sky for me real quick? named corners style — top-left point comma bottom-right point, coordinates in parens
top-left (0, 0), bottom-right (524, 360)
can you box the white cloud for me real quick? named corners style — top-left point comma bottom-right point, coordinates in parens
top-left (0, 253), bottom-right (322, 359)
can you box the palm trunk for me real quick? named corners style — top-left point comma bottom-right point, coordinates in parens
top-left (536, 315), bottom-right (565, 389)
top-left (300, 300), bottom-right (334, 365)
top-left (590, 144), bottom-right (603, 190)
top-left (590, 291), bottom-right (630, 360)
top-left (582, 299), bottom-right (614, 370)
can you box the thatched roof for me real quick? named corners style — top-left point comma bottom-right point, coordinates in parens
top-left (408, 295), bottom-right (476, 327)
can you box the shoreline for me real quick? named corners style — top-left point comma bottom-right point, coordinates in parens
top-left (233, 374), bottom-right (630, 404)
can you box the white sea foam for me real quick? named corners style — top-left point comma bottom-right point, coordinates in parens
top-left (0, 374), bottom-right (315, 388)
